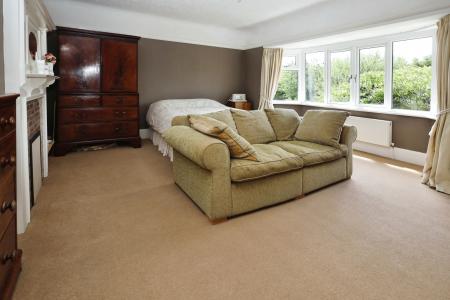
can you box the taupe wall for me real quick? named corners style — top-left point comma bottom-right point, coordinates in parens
top-left (242, 47), bottom-right (433, 153)
top-left (138, 38), bottom-right (245, 128)
top-left (0, 0), bottom-right (4, 94)
top-left (243, 47), bottom-right (263, 108)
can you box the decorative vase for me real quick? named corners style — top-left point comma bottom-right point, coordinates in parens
top-left (36, 60), bottom-right (46, 74)
top-left (47, 63), bottom-right (54, 75)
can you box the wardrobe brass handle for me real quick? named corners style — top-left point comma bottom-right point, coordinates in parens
top-left (1, 200), bottom-right (16, 213)
top-left (2, 250), bottom-right (17, 264)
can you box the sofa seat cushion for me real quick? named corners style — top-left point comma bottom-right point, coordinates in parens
top-left (230, 144), bottom-right (303, 182)
top-left (271, 141), bottom-right (346, 166)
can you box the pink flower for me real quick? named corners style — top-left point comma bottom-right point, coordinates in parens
top-left (44, 52), bottom-right (57, 64)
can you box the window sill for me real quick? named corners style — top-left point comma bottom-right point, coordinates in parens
top-left (272, 100), bottom-right (436, 120)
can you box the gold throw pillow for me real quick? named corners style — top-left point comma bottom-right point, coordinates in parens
top-left (189, 115), bottom-right (259, 161)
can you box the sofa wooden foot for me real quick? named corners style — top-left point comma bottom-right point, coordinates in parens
top-left (210, 217), bottom-right (228, 225)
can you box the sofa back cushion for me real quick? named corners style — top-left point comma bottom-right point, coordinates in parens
top-left (231, 109), bottom-right (276, 144)
top-left (294, 110), bottom-right (349, 148)
top-left (265, 108), bottom-right (301, 141)
top-left (189, 115), bottom-right (259, 161)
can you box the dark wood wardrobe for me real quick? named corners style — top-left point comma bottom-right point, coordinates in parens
top-left (54, 27), bottom-right (141, 156)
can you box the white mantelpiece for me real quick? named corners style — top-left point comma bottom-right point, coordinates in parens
top-left (4, 0), bottom-right (56, 234)
top-left (21, 74), bottom-right (57, 98)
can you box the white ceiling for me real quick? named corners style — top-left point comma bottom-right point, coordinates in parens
top-left (70, 0), bottom-right (327, 29)
top-left (43, 0), bottom-right (450, 49)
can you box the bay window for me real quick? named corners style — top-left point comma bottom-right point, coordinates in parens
top-left (274, 30), bottom-right (436, 117)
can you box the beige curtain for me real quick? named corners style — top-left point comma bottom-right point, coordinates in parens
top-left (258, 48), bottom-right (284, 110)
top-left (422, 14), bottom-right (450, 194)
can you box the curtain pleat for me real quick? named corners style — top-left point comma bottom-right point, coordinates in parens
top-left (258, 48), bottom-right (284, 110)
top-left (422, 14), bottom-right (450, 194)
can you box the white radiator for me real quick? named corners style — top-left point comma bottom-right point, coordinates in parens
top-left (345, 116), bottom-right (392, 147)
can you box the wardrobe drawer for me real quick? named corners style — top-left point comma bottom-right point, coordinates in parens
top-left (0, 106), bottom-right (15, 142)
top-left (0, 168), bottom-right (15, 240)
top-left (0, 133), bottom-right (15, 179)
top-left (57, 121), bottom-right (138, 142)
top-left (102, 95), bottom-right (138, 107)
top-left (58, 95), bottom-right (101, 108)
top-left (58, 108), bottom-right (138, 124)
top-left (0, 217), bottom-right (17, 292)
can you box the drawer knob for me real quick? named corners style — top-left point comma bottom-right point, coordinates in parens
top-left (115, 97), bottom-right (124, 104)
top-left (2, 250), bottom-right (17, 264)
top-left (0, 117), bottom-right (15, 127)
top-left (0, 155), bottom-right (15, 168)
top-left (115, 111), bottom-right (127, 117)
top-left (114, 127), bottom-right (120, 132)
top-left (1, 200), bottom-right (16, 213)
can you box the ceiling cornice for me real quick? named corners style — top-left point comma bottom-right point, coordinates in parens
top-left (43, 0), bottom-right (450, 51)
top-left (43, 0), bottom-right (248, 49)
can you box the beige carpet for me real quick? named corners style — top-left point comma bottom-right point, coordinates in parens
top-left (14, 141), bottom-right (450, 300)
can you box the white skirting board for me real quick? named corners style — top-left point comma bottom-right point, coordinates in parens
top-left (140, 128), bottom-right (426, 166)
top-left (353, 141), bottom-right (426, 166)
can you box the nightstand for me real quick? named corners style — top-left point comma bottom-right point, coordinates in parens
top-left (227, 101), bottom-right (252, 110)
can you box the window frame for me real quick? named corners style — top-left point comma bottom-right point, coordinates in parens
top-left (304, 50), bottom-right (326, 103)
top-left (328, 48), bottom-right (353, 105)
top-left (275, 50), bottom-right (300, 101)
top-left (273, 29), bottom-right (437, 119)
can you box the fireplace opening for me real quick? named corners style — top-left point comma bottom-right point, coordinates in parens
top-left (27, 99), bottom-right (42, 208)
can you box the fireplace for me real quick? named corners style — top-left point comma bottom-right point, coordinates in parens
top-left (4, 0), bottom-right (56, 233)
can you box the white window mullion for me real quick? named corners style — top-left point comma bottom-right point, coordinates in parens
top-left (300, 51), bottom-right (306, 103)
top-left (385, 42), bottom-right (393, 110)
top-left (325, 50), bottom-right (330, 104)
top-left (352, 46), bottom-right (359, 106)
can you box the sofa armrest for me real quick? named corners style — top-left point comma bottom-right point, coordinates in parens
top-left (163, 126), bottom-right (230, 170)
top-left (340, 125), bottom-right (357, 178)
top-left (341, 125), bottom-right (357, 145)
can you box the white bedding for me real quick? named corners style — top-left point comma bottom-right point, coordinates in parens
top-left (146, 99), bottom-right (228, 159)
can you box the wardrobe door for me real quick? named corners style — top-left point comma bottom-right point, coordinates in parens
top-left (101, 39), bottom-right (138, 93)
top-left (58, 35), bottom-right (101, 92)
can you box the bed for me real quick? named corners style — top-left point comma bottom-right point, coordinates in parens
top-left (146, 99), bottom-right (228, 160)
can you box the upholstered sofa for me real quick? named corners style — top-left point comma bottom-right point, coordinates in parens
top-left (163, 108), bottom-right (357, 223)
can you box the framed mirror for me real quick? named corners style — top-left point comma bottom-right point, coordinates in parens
top-left (29, 32), bottom-right (38, 60)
